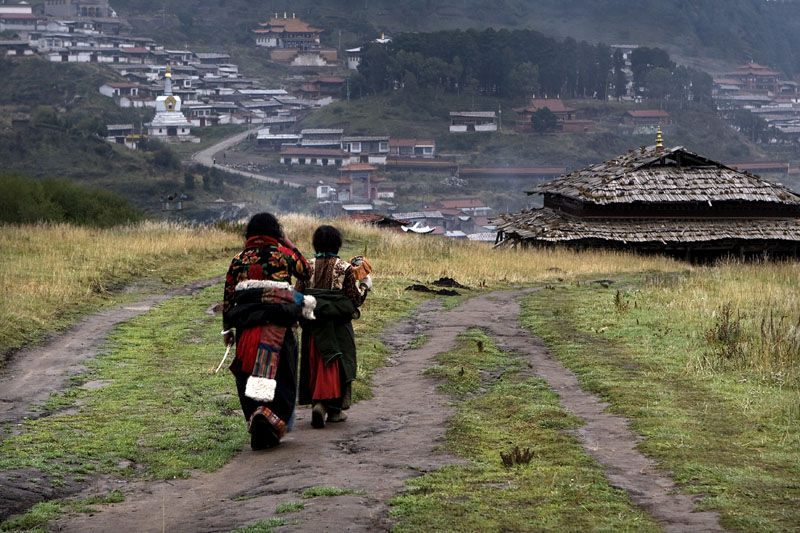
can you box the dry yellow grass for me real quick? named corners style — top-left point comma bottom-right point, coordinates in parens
top-left (643, 259), bottom-right (800, 380)
top-left (0, 221), bottom-right (239, 353)
top-left (14, 214), bottom-right (796, 378)
top-left (0, 215), bottom-right (685, 356)
top-left (281, 214), bottom-right (683, 287)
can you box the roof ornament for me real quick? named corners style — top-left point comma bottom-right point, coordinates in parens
top-left (655, 126), bottom-right (663, 152)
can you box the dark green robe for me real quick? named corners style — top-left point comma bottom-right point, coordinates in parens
top-left (298, 288), bottom-right (358, 406)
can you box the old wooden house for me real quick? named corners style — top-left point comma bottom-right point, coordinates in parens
top-left (494, 135), bottom-right (800, 260)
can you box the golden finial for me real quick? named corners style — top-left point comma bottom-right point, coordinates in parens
top-left (165, 64), bottom-right (171, 78)
top-left (655, 126), bottom-right (663, 151)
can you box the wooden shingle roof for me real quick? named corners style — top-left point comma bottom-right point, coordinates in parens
top-left (495, 208), bottom-right (800, 245)
top-left (531, 145), bottom-right (800, 206)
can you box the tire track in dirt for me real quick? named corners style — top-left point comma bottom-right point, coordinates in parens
top-left (0, 277), bottom-right (223, 521)
top-left (31, 289), bottom-right (722, 532)
top-left (0, 277), bottom-right (223, 426)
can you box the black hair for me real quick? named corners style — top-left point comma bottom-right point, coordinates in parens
top-left (312, 225), bottom-right (343, 254)
top-left (245, 212), bottom-right (282, 239)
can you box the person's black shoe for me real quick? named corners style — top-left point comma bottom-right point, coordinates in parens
top-left (311, 402), bottom-right (326, 429)
top-left (250, 414), bottom-right (280, 450)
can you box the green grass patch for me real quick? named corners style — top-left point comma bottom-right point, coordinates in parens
top-left (229, 517), bottom-right (284, 533)
top-left (519, 275), bottom-right (800, 532)
top-left (390, 329), bottom-right (659, 532)
top-left (1, 491), bottom-right (124, 531)
top-left (408, 334), bottom-right (428, 349)
top-left (300, 485), bottom-right (365, 499)
top-left (0, 285), bottom-right (247, 480)
top-left (274, 500), bottom-right (304, 514)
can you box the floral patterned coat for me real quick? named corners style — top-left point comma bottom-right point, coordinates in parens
top-left (222, 235), bottom-right (310, 331)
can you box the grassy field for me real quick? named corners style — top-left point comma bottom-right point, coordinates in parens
top-left (518, 267), bottom-right (800, 531)
top-left (390, 329), bottom-right (661, 532)
top-left (1, 217), bottom-right (799, 531)
top-left (0, 221), bottom-right (239, 358)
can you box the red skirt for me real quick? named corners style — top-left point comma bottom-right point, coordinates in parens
top-left (307, 338), bottom-right (341, 400)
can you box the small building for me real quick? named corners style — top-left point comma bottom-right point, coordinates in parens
top-left (341, 135), bottom-right (389, 164)
top-left (433, 198), bottom-right (492, 216)
top-left (345, 47), bottom-right (362, 70)
top-left (494, 132), bottom-right (800, 260)
top-left (724, 61), bottom-right (780, 94)
top-left (391, 210), bottom-right (445, 228)
top-left (622, 109), bottom-right (672, 134)
top-left (252, 13), bottom-right (322, 49)
top-left (337, 162), bottom-right (381, 200)
top-left (340, 204), bottom-right (374, 214)
top-left (257, 129), bottom-right (301, 150)
top-left (515, 98), bottom-right (595, 133)
top-left (0, 12), bottom-right (44, 33)
top-left (388, 138), bottom-right (435, 158)
top-left (99, 81), bottom-right (140, 98)
top-left (297, 77), bottom-right (344, 98)
top-left (105, 123), bottom-right (134, 144)
top-left (280, 147), bottom-right (348, 167)
top-left (449, 111), bottom-right (497, 133)
top-left (252, 13), bottom-right (337, 66)
top-left (194, 52), bottom-right (231, 64)
top-left (0, 39), bottom-right (34, 56)
top-left (43, 0), bottom-right (114, 18)
top-left (300, 128), bottom-right (343, 148)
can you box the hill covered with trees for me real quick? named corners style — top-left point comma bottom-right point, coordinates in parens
top-left (102, 0), bottom-right (800, 75)
top-left (350, 30), bottom-right (712, 104)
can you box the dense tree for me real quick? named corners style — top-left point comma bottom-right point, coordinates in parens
top-left (644, 67), bottom-right (672, 102)
top-left (732, 109), bottom-right (768, 143)
top-left (354, 28), bottom-right (703, 106)
top-left (507, 62), bottom-right (539, 100)
top-left (630, 47), bottom-right (674, 88)
top-left (531, 108), bottom-right (557, 134)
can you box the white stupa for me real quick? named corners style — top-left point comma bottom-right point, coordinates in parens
top-left (146, 65), bottom-right (194, 142)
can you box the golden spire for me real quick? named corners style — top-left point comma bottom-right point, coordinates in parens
top-left (165, 64), bottom-right (171, 78)
top-left (655, 126), bottom-right (663, 151)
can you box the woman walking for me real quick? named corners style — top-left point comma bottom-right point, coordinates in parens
top-left (222, 213), bottom-right (310, 450)
top-left (295, 225), bottom-right (371, 428)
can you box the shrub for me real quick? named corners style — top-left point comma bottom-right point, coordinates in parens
top-left (0, 172), bottom-right (141, 227)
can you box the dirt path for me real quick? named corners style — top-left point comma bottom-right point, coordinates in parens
top-left (191, 130), bottom-right (304, 189)
top-left (0, 278), bottom-right (222, 427)
top-left (39, 289), bottom-right (724, 532)
top-left (0, 277), bottom-right (225, 520)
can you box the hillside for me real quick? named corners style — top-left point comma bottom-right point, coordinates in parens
top-left (103, 0), bottom-right (800, 76)
top-left (273, 89), bottom-right (787, 213)
top-left (0, 57), bottom-right (314, 220)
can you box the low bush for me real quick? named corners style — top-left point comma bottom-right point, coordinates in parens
top-left (0, 172), bottom-right (141, 227)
